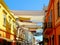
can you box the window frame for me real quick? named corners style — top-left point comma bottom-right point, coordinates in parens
top-left (47, 10), bottom-right (52, 28)
top-left (48, 10), bottom-right (52, 22)
top-left (3, 10), bottom-right (7, 27)
top-left (52, 35), bottom-right (54, 45)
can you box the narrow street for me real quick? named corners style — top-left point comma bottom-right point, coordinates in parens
top-left (0, 0), bottom-right (60, 45)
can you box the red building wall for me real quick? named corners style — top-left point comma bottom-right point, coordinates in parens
top-left (44, 0), bottom-right (60, 45)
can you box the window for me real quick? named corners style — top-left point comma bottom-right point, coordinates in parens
top-left (58, 0), bottom-right (60, 17)
top-left (52, 35), bottom-right (54, 45)
top-left (7, 16), bottom-right (11, 30)
top-left (9, 16), bottom-right (11, 27)
top-left (48, 10), bottom-right (52, 22)
top-left (3, 14), bottom-right (6, 26)
top-left (3, 10), bottom-right (7, 26)
top-left (13, 22), bottom-right (14, 29)
top-left (47, 10), bottom-right (52, 28)
top-left (9, 16), bottom-right (11, 23)
top-left (13, 21), bottom-right (15, 31)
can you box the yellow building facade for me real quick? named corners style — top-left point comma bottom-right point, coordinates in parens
top-left (0, 0), bottom-right (16, 45)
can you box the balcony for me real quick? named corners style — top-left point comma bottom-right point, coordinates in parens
top-left (44, 22), bottom-right (52, 30)
top-left (47, 22), bottom-right (52, 28)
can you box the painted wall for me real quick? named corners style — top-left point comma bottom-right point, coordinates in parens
top-left (0, 0), bottom-right (16, 42)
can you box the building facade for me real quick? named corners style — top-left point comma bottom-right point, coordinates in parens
top-left (16, 17), bottom-right (36, 45)
top-left (44, 0), bottom-right (60, 45)
top-left (0, 0), bottom-right (16, 45)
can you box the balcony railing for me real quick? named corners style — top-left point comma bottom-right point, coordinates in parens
top-left (44, 22), bottom-right (52, 30)
top-left (47, 22), bottom-right (52, 28)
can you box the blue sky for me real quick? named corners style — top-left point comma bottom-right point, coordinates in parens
top-left (34, 35), bottom-right (43, 41)
top-left (4, 0), bottom-right (49, 10)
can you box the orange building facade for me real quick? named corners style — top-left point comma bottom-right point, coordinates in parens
top-left (44, 0), bottom-right (60, 45)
